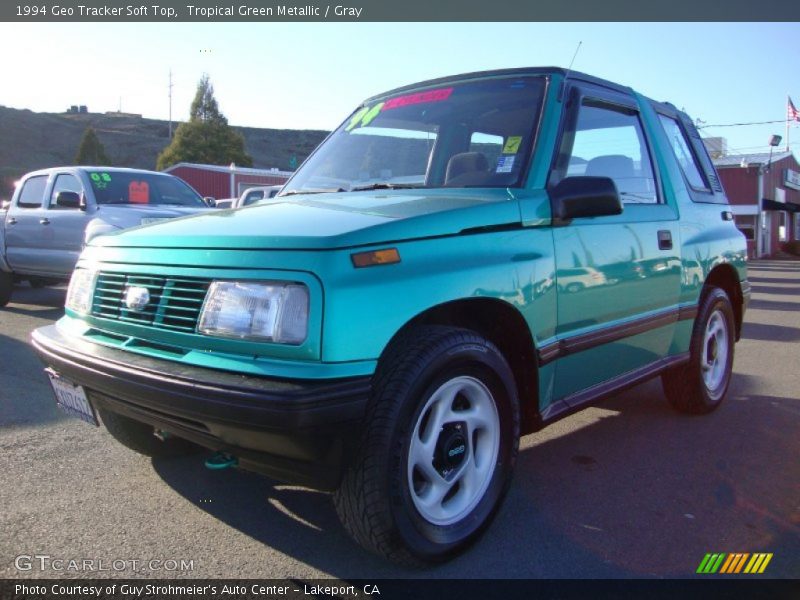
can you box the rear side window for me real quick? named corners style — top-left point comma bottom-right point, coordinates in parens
top-left (17, 175), bottom-right (48, 208)
top-left (658, 115), bottom-right (708, 191)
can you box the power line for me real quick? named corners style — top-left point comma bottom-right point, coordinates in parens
top-left (698, 118), bottom-right (795, 129)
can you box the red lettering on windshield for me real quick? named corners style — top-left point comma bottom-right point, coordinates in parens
top-left (382, 87), bottom-right (453, 110)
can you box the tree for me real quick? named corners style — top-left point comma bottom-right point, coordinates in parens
top-left (75, 127), bottom-right (111, 165)
top-left (157, 75), bottom-right (252, 170)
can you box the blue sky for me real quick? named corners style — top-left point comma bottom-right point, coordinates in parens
top-left (1, 22), bottom-right (799, 155)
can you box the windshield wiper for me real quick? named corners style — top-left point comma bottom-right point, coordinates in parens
top-left (350, 183), bottom-right (423, 192)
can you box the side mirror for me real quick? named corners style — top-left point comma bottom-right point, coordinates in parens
top-left (203, 196), bottom-right (216, 207)
top-left (550, 176), bottom-right (623, 221)
top-left (55, 191), bottom-right (82, 209)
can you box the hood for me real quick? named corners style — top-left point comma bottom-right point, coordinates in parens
top-left (95, 204), bottom-right (213, 228)
top-left (90, 190), bottom-right (527, 250)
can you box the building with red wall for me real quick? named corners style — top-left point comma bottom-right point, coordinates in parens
top-left (164, 162), bottom-right (293, 200)
top-left (713, 152), bottom-right (800, 258)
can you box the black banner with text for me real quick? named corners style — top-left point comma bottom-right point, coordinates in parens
top-left (2, 0), bottom-right (799, 22)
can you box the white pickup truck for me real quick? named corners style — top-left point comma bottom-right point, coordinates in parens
top-left (0, 166), bottom-right (212, 306)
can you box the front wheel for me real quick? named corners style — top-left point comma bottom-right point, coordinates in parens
top-left (662, 287), bottom-right (735, 414)
top-left (334, 326), bottom-right (520, 565)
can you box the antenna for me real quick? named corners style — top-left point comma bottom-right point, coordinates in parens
top-left (565, 41), bottom-right (582, 80)
top-left (558, 41), bottom-right (582, 102)
top-left (168, 69), bottom-right (174, 139)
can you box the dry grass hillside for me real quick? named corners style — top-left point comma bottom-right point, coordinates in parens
top-left (0, 105), bottom-right (328, 199)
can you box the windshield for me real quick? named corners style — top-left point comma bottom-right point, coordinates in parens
top-left (86, 171), bottom-right (206, 206)
top-left (281, 76), bottom-right (546, 195)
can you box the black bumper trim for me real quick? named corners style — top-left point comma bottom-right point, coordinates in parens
top-left (31, 324), bottom-right (372, 431)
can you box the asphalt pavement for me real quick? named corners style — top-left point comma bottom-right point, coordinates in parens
top-left (0, 260), bottom-right (798, 579)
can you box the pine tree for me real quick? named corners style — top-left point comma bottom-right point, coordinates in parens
top-left (157, 75), bottom-right (252, 170)
top-left (74, 127), bottom-right (111, 165)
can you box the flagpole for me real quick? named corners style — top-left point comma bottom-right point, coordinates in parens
top-left (787, 94), bottom-right (791, 152)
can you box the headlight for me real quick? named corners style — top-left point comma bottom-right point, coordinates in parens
top-left (65, 268), bottom-right (97, 315)
top-left (198, 281), bottom-right (309, 344)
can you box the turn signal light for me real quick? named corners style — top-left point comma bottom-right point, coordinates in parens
top-left (351, 248), bottom-right (401, 268)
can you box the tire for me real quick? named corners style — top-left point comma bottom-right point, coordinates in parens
top-left (334, 326), bottom-right (520, 566)
top-left (0, 270), bottom-right (13, 307)
top-left (98, 407), bottom-right (201, 458)
top-left (662, 287), bottom-right (735, 414)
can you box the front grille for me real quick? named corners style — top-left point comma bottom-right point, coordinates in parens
top-left (91, 272), bottom-right (210, 333)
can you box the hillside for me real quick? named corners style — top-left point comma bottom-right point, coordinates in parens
top-left (0, 106), bottom-right (329, 198)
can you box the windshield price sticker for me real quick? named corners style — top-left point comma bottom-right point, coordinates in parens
top-left (128, 181), bottom-right (150, 204)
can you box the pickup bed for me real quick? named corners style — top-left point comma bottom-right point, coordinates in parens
top-left (0, 166), bottom-right (211, 306)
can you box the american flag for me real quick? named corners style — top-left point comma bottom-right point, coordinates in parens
top-left (789, 97), bottom-right (800, 122)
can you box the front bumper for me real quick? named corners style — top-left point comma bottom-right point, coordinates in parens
top-left (31, 324), bottom-right (371, 490)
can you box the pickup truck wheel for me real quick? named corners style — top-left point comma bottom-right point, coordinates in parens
top-left (98, 407), bottom-right (201, 458)
top-left (334, 326), bottom-right (520, 566)
top-left (0, 271), bottom-right (13, 307)
top-left (662, 287), bottom-right (735, 414)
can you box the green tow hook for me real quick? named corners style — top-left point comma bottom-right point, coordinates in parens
top-left (204, 452), bottom-right (238, 470)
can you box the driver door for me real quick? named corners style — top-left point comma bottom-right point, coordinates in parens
top-left (549, 84), bottom-right (682, 402)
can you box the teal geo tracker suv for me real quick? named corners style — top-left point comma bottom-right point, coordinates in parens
top-left (32, 68), bottom-right (749, 565)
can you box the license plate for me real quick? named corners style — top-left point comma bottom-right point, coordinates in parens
top-left (140, 217), bottom-right (169, 225)
top-left (46, 370), bottom-right (98, 426)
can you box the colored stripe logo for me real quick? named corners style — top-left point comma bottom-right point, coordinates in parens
top-left (697, 553), bottom-right (773, 574)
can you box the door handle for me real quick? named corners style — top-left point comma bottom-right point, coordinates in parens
top-left (657, 230), bottom-right (673, 250)
top-left (39, 218), bottom-right (50, 225)
top-left (7, 217), bottom-right (17, 225)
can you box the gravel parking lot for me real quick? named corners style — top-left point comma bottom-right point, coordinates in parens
top-left (1, 260), bottom-right (798, 579)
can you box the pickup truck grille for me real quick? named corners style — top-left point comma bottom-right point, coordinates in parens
top-left (91, 272), bottom-right (210, 333)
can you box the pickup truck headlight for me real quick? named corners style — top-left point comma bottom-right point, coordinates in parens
top-left (65, 268), bottom-right (97, 315)
top-left (198, 281), bottom-right (309, 344)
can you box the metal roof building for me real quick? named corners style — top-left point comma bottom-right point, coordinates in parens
top-left (164, 162), bottom-right (293, 200)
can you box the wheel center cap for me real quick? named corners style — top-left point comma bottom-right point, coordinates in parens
top-left (434, 422), bottom-right (468, 473)
top-left (445, 435), bottom-right (467, 468)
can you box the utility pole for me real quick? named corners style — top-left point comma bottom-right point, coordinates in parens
top-left (168, 69), bottom-right (174, 139)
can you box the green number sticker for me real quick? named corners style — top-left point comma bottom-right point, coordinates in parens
top-left (344, 102), bottom-right (385, 132)
top-left (345, 107), bottom-right (370, 132)
top-left (90, 173), bottom-right (101, 182)
top-left (101, 173), bottom-right (111, 182)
